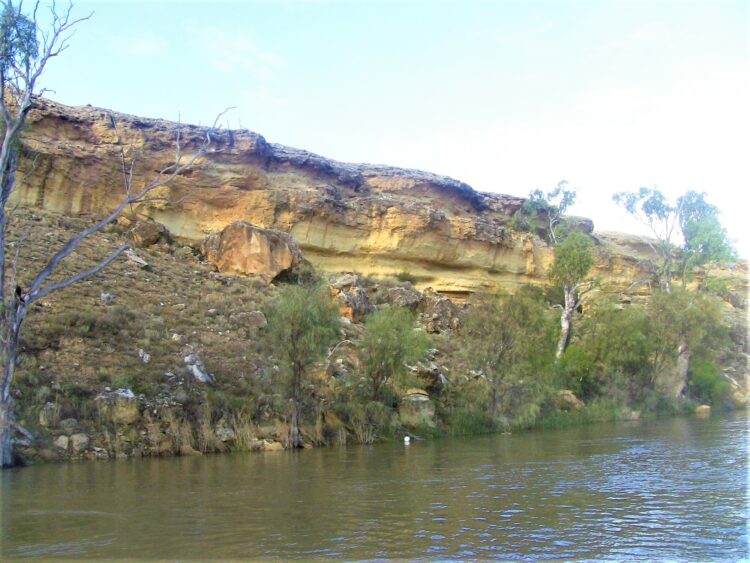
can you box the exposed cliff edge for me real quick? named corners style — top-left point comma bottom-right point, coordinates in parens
top-left (13, 97), bottom-right (668, 296)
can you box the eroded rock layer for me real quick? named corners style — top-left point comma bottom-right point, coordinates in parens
top-left (12, 98), bottom-right (745, 297)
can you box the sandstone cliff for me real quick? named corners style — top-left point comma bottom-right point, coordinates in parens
top-left (12, 97), bottom-right (680, 297)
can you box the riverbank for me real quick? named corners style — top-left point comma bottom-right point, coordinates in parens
top-left (6, 207), bottom-right (748, 467)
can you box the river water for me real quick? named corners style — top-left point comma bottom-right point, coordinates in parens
top-left (1, 413), bottom-right (747, 560)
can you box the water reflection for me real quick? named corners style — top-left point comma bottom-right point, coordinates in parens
top-left (1, 413), bottom-right (747, 559)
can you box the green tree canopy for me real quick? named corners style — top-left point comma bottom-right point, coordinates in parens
top-left (266, 284), bottom-right (340, 447)
top-left (457, 291), bottom-right (557, 428)
top-left (0, 1), bottom-right (38, 75)
top-left (548, 230), bottom-right (594, 289)
top-left (614, 188), bottom-right (735, 291)
top-left (520, 180), bottom-right (577, 244)
top-left (359, 307), bottom-right (430, 400)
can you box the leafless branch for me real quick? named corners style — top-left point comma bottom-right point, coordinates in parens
top-left (136, 194), bottom-right (188, 206)
top-left (25, 107), bottom-right (233, 303)
top-left (10, 421), bottom-right (33, 446)
top-left (28, 244), bottom-right (128, 304)
top-left (8, 225), bottom-right (32, 295)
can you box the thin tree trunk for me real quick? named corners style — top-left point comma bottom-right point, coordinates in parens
top-left (290, 367), bottom-right (303, 448)
top-left (490, 386), bottom-right (497, 423)
top-left (0, 397), bottom-right (14, 467)
top-left (290, 401), bottom-right (302, 449)
top-left (0, 314), bottom-right (21, 467)
top-left (555, 286), bottom-right (576, 361)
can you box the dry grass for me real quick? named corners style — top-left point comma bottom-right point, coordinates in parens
top-left (7, 206), bottom-right (279, 432)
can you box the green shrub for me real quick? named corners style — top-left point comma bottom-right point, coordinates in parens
top-left (688, 355), bottom-right (730, 406)
top-left (509, 210), bottom-right (532, 233)
top-left (395, 271), bottom-right (417, 284)
top-left (111, 373), bottom-right (136, 390)
top-left (556, 345), bottom-right (599, 399)
top-left (265, 283), bottom-right (340, 447)
top-left (453, 291), bottom-right (556, 429)
top-left (359, 307), bottom-right (430, 400)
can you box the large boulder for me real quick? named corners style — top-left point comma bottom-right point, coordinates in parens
top-left (54, 435), bottom-right (69, 451)
top-left (70, 433), bottom-right (90, 454)
top-left (232, 310), bottom-right (268, 329)
top-left (399, 388), bottom-right (436, 427)
top-left (201, 221), bottom-right (305, 283)
top-left (329, 274), bottom-right (375, 322)
top-left (419, 288), bottom-right (461, 334)
top-left (129, 220), bottom-right (170, 249)
top-left (96, 388), bottom-right (141, 425)
top-left (387, 286), bottom-right (423, 311)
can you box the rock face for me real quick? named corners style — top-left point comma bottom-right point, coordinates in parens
top-left (326, 340), bottom-right (360, 379)
top-left (4, 98), bottom-right (614, 294)
top-left (201, 221), bottom-right (304, 282)
top-left (12, 98), bottom-right (747, 298)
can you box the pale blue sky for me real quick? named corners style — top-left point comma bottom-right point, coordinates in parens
top-left (39, 0), bottom-right (749, 255)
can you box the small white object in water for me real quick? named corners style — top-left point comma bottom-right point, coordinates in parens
top-left (404, 436), bottom-right (411, 444)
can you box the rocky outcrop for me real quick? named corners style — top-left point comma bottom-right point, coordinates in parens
top-left (128, 219), bottom-right (171, 249)
top-left (201, 221), bottom-right (304, 282)
top-left (419, 288), bottom-right (461, 334)
top-left (11, 98), bottom-right (748, 301)
top-left (184, 354), bottom-right (215, 384)
top-left (387, 286), bottom-right (424, 311)
top-left (329, 274), bottom-right (375, 321)
top-left (11, 97), bottom-right (647, 295)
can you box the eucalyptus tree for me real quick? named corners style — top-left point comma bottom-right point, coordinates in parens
top-left (522, 183), bottom-right (595, 360)
top-left (549, 230), bottom-right (595, 360)
top-left (676, 191), bottom-right (735, 288)
top-left (613, 188), bottom-right (734, 292)
top-left (521, 180), bottom-right (577, 245)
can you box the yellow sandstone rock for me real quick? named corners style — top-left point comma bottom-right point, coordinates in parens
top-left (13, 98), bottom-right (747, 299)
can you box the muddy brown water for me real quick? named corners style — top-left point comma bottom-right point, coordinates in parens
top-left (1, 413), bottom-right (747, 560)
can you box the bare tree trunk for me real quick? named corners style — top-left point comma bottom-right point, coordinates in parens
top-left (0, 3), bottom-right (227, 469)
top-left (655, 341), bottom-right (691, 399)
top-left (0, 305), bottom-right (23, 467)
top-left (555, 286), bottom-right (576, 361)
top-left (0, 397), bottom-right (14, 467)
top-left (289, 402), bottom-right (301, 449)
top-left (289, 368), bottom-right (303, 449)
top-left (490, 386), bottom-right (497, 423)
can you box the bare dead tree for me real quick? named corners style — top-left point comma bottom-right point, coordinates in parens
top-left (0, 1), bottom-right (226, 466)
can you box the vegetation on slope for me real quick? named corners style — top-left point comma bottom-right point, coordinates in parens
top-left (7, 205), bottom-right (744, 466)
